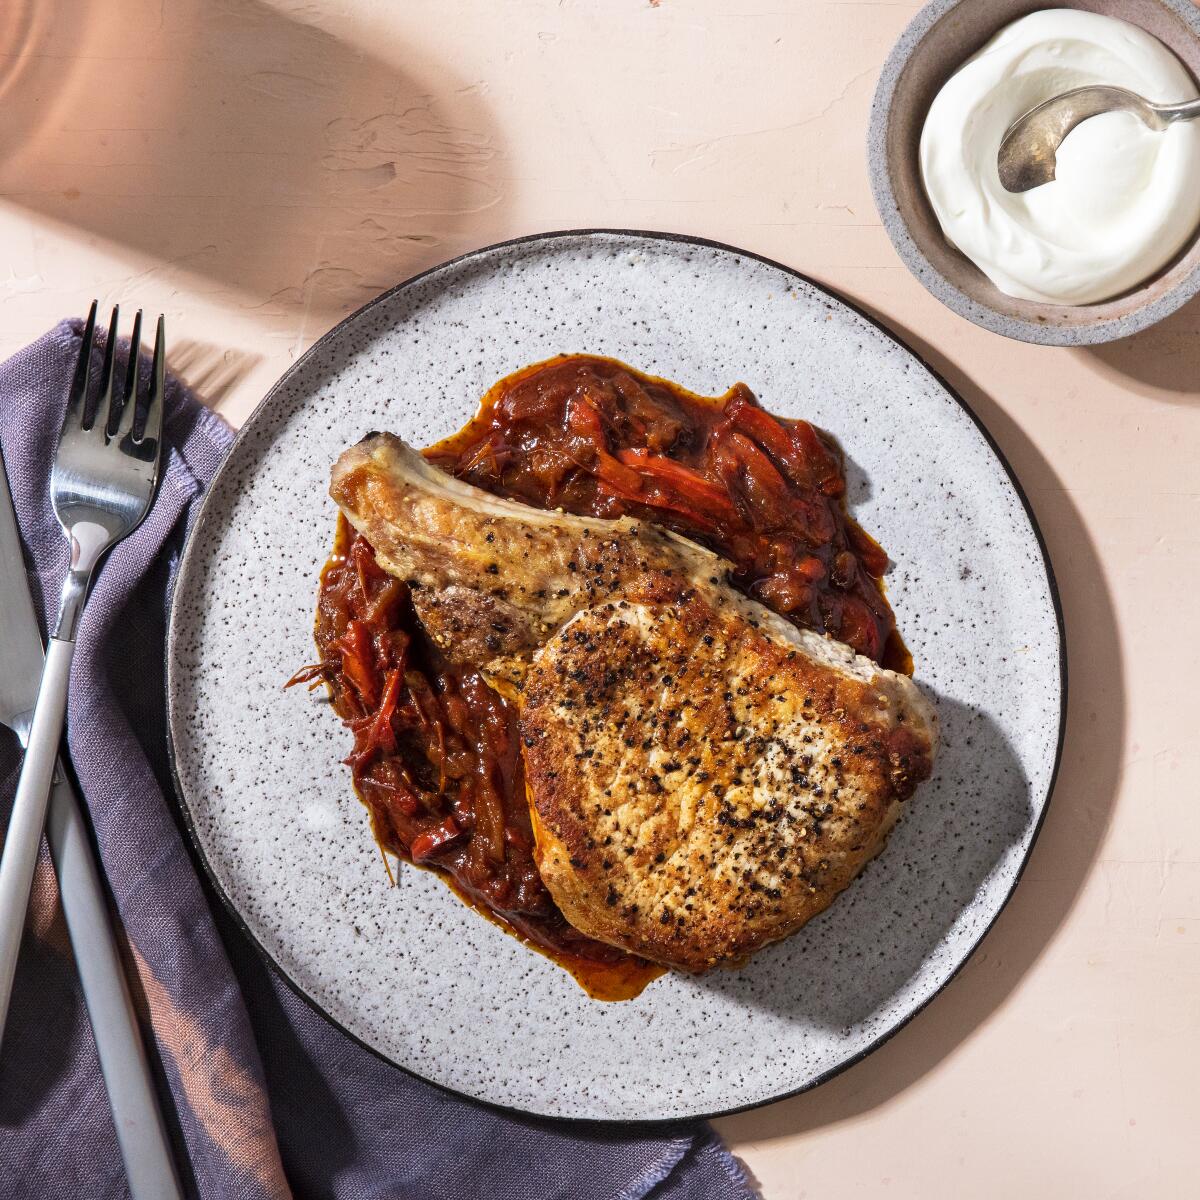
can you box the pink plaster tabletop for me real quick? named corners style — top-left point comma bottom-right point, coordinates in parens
top-left (1, 2), bottom-right (1196, 1196)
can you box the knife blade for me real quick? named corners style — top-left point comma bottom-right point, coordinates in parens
top-left (0, 456), bottom-right (44, 741)
top-left (0, 449), bottom-right (182, 1200)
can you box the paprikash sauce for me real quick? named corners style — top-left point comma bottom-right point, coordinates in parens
top-left (295, 355), bottom-right (907, 1000)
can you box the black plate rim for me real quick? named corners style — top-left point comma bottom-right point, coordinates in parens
top-left (164, 227), bottom-right (1068, 1127)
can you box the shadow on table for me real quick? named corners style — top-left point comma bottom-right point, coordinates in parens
top-left (716, 307), bottom-right (1124, 1145)
top-left (168, 340), bottom-right (264, 412)
top-left (1077, 291), bottom-right (1200, 404)
top-left (0, 0), bottom-right (507, 323)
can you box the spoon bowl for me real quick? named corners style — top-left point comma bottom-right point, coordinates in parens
top-left (998, 83), bottom-right (1200, 192)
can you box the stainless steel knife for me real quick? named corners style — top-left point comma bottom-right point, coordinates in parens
top-left (0, 450), bottom-right (182, 1200)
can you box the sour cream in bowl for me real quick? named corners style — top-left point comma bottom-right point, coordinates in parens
top-left (919, 8), bottom-right (1200, 305)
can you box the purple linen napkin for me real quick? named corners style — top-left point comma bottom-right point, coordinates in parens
top-left (0, 320), bottom-right (756, 1200)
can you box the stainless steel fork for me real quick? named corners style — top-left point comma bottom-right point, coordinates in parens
top-left (0, 302), bottom-right (165, 1040)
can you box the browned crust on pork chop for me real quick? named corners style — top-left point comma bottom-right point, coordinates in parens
top-left (520, 598), bottom-right (935, 971)
top-left (330, 432), bottom-right (729, 663)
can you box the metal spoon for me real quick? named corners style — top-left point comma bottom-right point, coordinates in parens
top-left (997, 85), bottom-right (1200, 193)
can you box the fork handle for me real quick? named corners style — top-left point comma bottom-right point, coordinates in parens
top-left (0, 634), bottom-right (76, 1039)
top-left (0, 550), bottom-right (96, 1031)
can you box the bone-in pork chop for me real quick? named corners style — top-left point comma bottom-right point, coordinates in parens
top-left (330, 432), bottom-right (937, 971)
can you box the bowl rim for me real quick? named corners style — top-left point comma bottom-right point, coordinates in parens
top-left (868, 0), bottom-right (1200, 346)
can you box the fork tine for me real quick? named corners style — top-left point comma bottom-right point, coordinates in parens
top-left (63, 301), bottom-right (98, 432)
top-left (137, 315), bottom-right (165, 448)
top-left (89, 305), bottom-right (120, 435)
top-left (115, 309), bottom-right (143, 440)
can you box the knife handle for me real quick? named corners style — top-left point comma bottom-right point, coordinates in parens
top-left (45, 766), bottom-right (184, 1200)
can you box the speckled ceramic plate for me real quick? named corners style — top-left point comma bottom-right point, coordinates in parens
top-left (167, 230), bottom-right (1064, 1122)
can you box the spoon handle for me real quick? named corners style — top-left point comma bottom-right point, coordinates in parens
top-left (1157, 97), bottom-right (1200, 124)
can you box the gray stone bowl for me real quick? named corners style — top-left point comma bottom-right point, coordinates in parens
top-left (869, 0), bottom-right (1200, 345)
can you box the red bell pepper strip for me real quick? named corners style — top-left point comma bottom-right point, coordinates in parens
top-left (410, 814), bottom-right (464, 862)
top-left (591, 447), bottom-right (650, 497)
top-left (472, 760), bottom-right (507, 866)
top-left (725, 395), bottom-right (814, 486)
top-left (335, 619), bottom-right (377, 708)
top-left (363, 668), bottom-right (402, 757)
top-left (790, 419), bottom-right (844, 497)
top-left (615, 448), bottom-right (737, 519)
top-left (847, 521), bottom-right (889, 576)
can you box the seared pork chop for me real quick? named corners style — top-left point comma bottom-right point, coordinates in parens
top-left (330, 432), bottom-right (937, 971)
top-left (522, 599), bottom-right (932, 969)
top-left (331, 432), bottom-right (734, 668)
